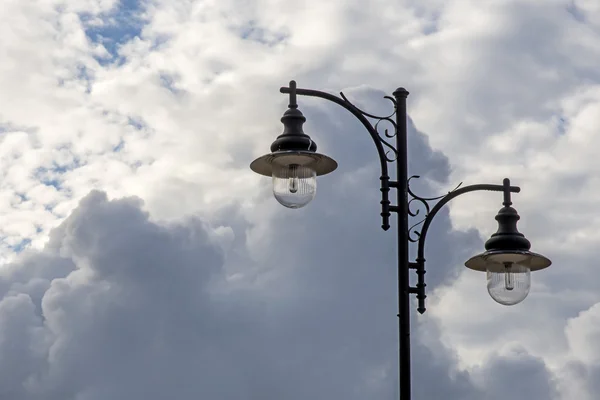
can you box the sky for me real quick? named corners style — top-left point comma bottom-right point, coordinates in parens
top-left (0, 0), bottom-right (598, 398)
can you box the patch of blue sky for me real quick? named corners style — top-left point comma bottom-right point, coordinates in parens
top-left (113, 139), bottom-right (125, 152)
top-left (409, 6), bottom-right (440, 35)
top-left (566, 2), bottom-right (585, 23)
top-left (557, 116), bottom-right (567, 135)
top-left (34, 156), bottom-right (84, 190)
top-left (421, 16), bottom-right (439, 35)
top-left (57, 63), bottom-right (94, 93)
top-left (127, 116), bottom-right (147, 130)
top-left (34, 167), bottom-right (62, 190)
top-left (82, 0), bottom-right (147, 65)
top-left (0, 122), bottom-right (37, 135)
top-left (9, 238), bottom-right (31, 253)
top-left (238, 20), bottom-right (289, 46)
top-left (159, 73), bottom-right (184, 95)
top-left (14, 192), bottom-right (27, 202)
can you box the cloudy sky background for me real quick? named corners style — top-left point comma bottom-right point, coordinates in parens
top-left (0, 0), bottom-right (599, 398)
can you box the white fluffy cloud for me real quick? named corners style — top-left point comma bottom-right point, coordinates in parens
top-left (0, 0), bottom-right (599, 399)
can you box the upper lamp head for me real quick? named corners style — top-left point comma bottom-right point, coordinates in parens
top-left (250, 81), bottom-right (337, 209)
top-left (465, 202), bottom-right (551, 272)
top-left (464, 184), bottom-right (551, 306)
top-left (250, 93), bottom-right (337, 177)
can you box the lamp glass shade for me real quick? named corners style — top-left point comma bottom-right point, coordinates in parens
top-left (272, 163), bottom-right (316, 208)
top-left (486, 262), bottom-right (531, 306)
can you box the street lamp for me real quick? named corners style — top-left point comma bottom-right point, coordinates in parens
top-left (250, 82), bottom-right (337, 208)
top-left (250, 80), bottom-right (552, 400)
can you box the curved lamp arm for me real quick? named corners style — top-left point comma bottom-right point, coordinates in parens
top-left (280, 85), bottom-right (390, 175)
top-left (280, 84), bottom-right (398, 230)
top-left (411, 178), bottom-right (520, 313)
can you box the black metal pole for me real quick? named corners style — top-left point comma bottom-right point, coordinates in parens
top-left (394, 88), bottom-right (410, 400)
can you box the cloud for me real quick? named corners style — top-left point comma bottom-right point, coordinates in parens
top-left (0, 187), bottom-right (415, 399)
top-left (0, 191), bottom-right (232, 399)
top-left (0, 78), bottom-right (561, 399)
top-left (474, 347), bottom-right (558, 400)
top-left (2, 0), bottom-right (600, 399)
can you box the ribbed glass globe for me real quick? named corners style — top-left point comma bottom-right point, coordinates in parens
top-left (272, 164), bottom-right (316, 208)
top-left (486, 262), bottom-right (530, 306)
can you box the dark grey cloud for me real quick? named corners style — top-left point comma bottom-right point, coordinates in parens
top-left (473, 348), bottom-right (559, 400)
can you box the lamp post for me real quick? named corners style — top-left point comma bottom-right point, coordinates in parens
top-left (250, 80), bottom-right (552, 400)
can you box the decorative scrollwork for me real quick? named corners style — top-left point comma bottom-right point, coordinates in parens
top-left (378, 132), bottom-right (400, 162)
top-left (407, 176), bottom-right (464, 242)
top-left (339, 93), bottom-right (397, 120)
top-left (339, 92), bottom-right (399, 162)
